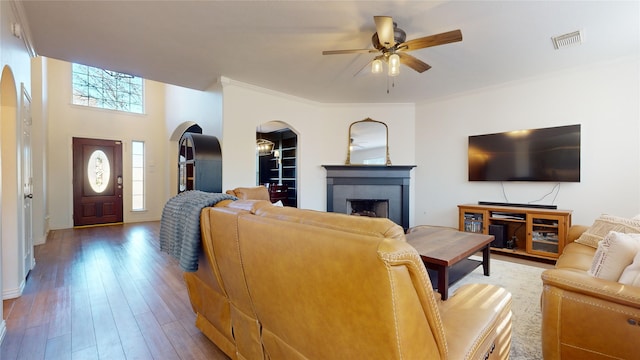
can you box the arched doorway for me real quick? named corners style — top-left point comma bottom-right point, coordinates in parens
top-left (256, 121), bottom-right (298, 207)
top-left (1, 65), bottom-right (24, 301)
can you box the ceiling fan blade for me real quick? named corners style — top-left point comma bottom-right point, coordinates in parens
top-left (323, 49), bottom-right (378, 55)
top-left (374, 16), bottom-right (395, 48)
top-left (399, 29), bottom-right (463, 51)
top-left (398, 53), bottom-right (431, 73)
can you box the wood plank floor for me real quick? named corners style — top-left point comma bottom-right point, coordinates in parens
top-left (1, 221), bottom-right (231, 360)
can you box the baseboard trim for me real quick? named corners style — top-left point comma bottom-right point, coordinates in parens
top-left (2, 279), bottom-right (25, 300)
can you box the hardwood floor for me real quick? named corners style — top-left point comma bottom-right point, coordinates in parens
top-left (1, 222), bottom-right (230, 360)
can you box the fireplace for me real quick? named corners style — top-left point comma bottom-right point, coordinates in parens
top-left (348, 199), bottom-right (389, 218)
top-left (323, 165), bottom-right (415, 231)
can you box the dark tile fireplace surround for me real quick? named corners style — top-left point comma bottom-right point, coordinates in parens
top-left (323, 165), bottom-right (416, 231)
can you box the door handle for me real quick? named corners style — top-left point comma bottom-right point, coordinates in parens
top-left (24, 194), bottom-right (33, 199)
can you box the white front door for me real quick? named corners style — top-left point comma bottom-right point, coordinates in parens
top-left (21, 85), bottom-right (34, 276)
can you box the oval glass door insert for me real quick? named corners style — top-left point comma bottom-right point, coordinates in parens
top-left (87, 150), bottom-right (111, 193)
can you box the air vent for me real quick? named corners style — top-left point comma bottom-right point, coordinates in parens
top-left (551, 30), bottom-right (583, 50)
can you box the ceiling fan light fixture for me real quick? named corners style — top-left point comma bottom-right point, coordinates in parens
top-left (371, 59), bottom-right (383, 74)
top-left (388, 53), bottom-right (400, 76)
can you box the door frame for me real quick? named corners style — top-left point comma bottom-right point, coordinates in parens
top-left (72, 137), bottom-right (124, 227)
top-left (21, 83), bottom-right (34, 276)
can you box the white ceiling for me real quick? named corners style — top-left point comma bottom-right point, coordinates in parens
top-left (20, 1), bottom-right (640, 103)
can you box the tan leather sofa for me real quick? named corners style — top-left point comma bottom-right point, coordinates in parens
top-left (184, 199), bottom-right (512, 359)
top-left (541, 225), bottom-right (640, 359)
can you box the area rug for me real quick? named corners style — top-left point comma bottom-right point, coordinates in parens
top-left (449, 256), bottom-right (548, 360)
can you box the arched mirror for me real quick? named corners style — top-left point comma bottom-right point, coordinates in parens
top-left (346, 118), bottom-right (391, 165)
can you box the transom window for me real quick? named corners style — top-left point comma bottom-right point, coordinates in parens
top-left (72, 63), bottom-right (144, 113)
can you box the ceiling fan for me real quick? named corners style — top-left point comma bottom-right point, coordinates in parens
top-left (323, 16), bottom-right (462, 75)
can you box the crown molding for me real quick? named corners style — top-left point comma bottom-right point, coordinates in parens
top-left (10, 0), bottom-right (37, 58)
top-left (219, 76), bottom-right (321, 106)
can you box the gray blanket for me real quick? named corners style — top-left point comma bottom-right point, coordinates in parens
top-left (159, 191), bottom-right (236, 272)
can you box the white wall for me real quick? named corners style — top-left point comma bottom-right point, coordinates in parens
top-left (164, 83), bottom-right (223, 139)
top-left (415, 57), bottom-right (640, 227)
top-left (46, 58), bottom-right (168, 229)
top-left (220, 78), bottom-right (416, 213)
top-left (0, 0), bottom-right (34, 341)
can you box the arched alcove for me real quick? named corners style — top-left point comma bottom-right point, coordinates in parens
top-left (256, 121), bottom-right (299, 207)
top-left (1, 65), bottom-right (23, 302)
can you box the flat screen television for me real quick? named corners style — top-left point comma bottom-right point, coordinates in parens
top-left (468, 124), bottom-right (581, 182)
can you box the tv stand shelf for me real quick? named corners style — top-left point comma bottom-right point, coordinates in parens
top-left (458, 204), bottom-right (572, 262)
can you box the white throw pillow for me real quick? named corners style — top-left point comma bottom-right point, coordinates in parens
top-left (273, 200), bottom-right (284, 207)
top-left (587, 231), bottom-right (640, 281)
top-left (619, 250), bottom-right (640, 286)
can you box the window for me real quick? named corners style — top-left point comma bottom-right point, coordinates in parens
top-left (72, 63), bottom-right (144, 113)
top-left (131, 141), bottom-right (145, 210)
top-left (87, 150), bottom-right (110, 193)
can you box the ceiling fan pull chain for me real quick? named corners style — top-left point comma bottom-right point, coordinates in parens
top-left (386, 76), bottom-right (396, 94)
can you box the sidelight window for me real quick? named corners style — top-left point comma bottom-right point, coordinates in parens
top-left (132, 141), bottom-right (145, 210)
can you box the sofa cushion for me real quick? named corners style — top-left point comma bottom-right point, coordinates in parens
top-left (587, 231), bottom-right (640, 281)
top-left (575, 214), bottom-right (640, 248)
top-left (555, 242), bottom-right (596, 271)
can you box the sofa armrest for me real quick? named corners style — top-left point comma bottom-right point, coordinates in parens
top-left (226, 186), bottom-right (271, 201)
top-left (541, 268), bottom-right (640, 308)
top-left (565, 225), bottom-right (589, 244)
top-left (541, 267), bottom-right (640, 359)
top-left (441, 283), bottom-right (512, 360)
top-left (566, 225), bottom-right (590, 244)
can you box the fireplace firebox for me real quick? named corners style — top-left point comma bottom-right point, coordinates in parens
top-left (348, 199), bottom-right (389, 218)
top-left (323, 165), bottom-right (415, 231)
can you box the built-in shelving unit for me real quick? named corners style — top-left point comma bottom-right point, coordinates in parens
top-left (458, 204), bottom-right (572, 261)
top-left (257, 129), bottom-right (297, 207)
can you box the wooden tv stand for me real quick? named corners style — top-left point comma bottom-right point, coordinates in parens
top-left (458, 204), bottom-right (572, 262)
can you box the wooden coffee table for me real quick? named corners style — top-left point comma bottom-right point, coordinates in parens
top-left (406, 226), bottom-right (494, 300)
